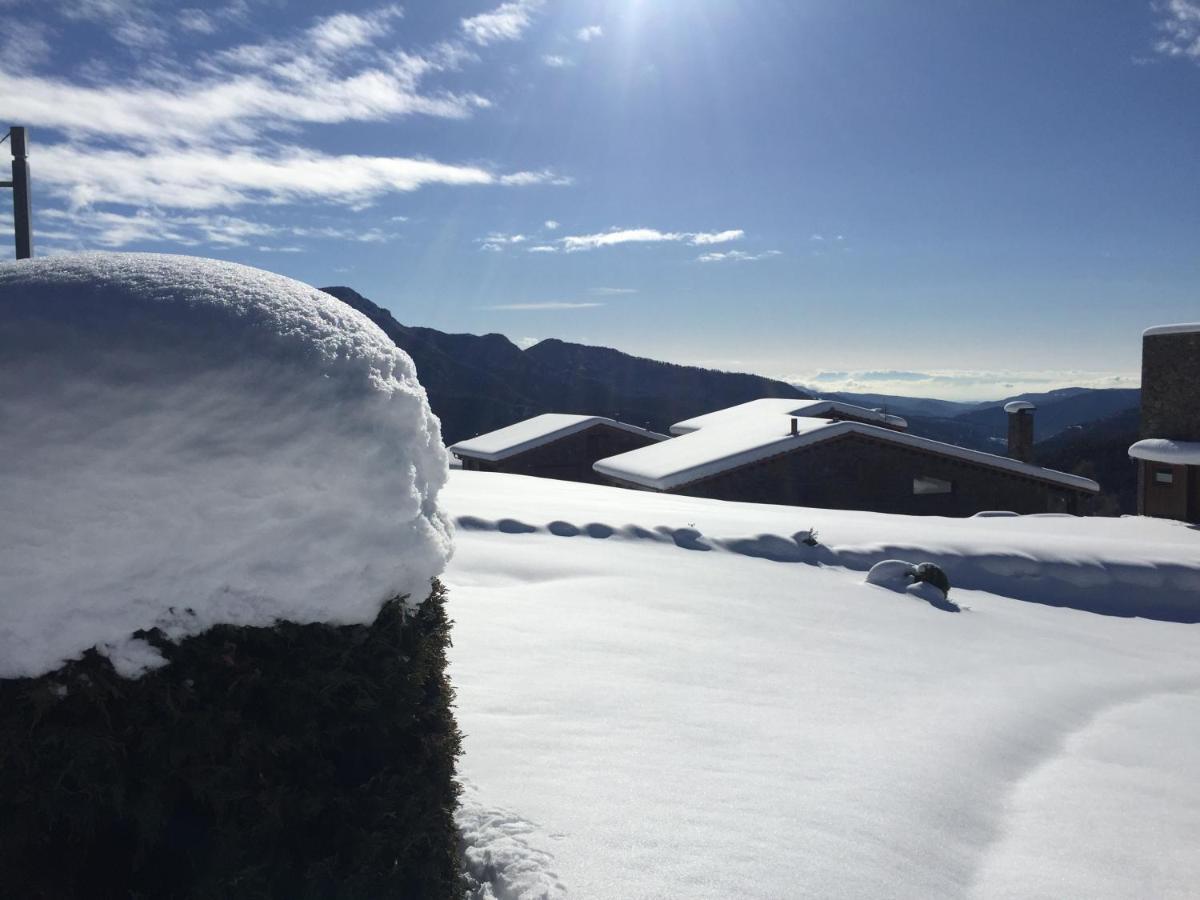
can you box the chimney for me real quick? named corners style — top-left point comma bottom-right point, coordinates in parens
top-left (790, 417), bottom-right (799, 436)
top-left (1004, 401), bottom-right (1035, 463)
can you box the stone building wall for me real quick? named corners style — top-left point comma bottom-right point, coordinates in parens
top-left (1141, 331), bottom-right (1200, 441)
top-left (662, 433), bottom-right (1091, 516)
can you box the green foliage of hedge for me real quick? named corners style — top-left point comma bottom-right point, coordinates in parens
top-left (0, 580), bottom-right (462, 899)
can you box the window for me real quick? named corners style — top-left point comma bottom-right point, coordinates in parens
top-left (913, 475), bottom-right (953, 495)
top-left (1155, 469), bottom-right (1174, 485)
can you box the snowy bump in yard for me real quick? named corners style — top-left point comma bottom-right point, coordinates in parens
top-left (0, 253), bottom-right (451, 678)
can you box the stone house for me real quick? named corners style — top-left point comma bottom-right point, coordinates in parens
top-left (1129, 324), bottom-right (1200, 523)
top-left (449, 413), bottom-right (668, 484)
top-left (594, 405), bottom-right (1098, 516)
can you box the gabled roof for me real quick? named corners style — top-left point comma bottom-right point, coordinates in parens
top-left (595, 414), bottom-right (1100, 493)
top-left (449, 414), bottom-right (668, 462)
top-left (669, 398), bottom-right (907, 435)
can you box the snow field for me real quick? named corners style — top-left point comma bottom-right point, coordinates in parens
top-left (444, 471), bottom-right (1200, 899)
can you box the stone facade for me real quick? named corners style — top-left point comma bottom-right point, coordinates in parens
top-left (618, 433), bottom-right (1091, 516)
top-left (1136, 330), bottom-right (1200, 522)
top-left (1141, 331), bottom-right (1200, 441)
top-left (459, 423), bottom-right (662, 484)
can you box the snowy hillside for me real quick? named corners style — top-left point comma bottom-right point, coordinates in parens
top-left (0, 254), bottom-right (450, 678)
top-left (445, 471), bottom-right (1200, 899)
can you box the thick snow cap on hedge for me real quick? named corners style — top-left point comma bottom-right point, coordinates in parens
top-left (0, 253), bottom-right (452, 679)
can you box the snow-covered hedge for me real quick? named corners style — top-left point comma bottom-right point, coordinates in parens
top-left (0, 253), bottom-right (461, 896)
top-left (0, 253), bottom-right (452, 677)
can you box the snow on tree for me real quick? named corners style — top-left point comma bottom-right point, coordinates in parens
top-left (0, 253), bottom-right (452, 678)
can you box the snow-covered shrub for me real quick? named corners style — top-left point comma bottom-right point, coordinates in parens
top-left (0, 584), bottom-right (462, 897)
top-left (795, 528), bottom-right (821, 547)
top-left (0, 252), bottom-right (452, 677)
top-left (912, 562), bottom-right (951, 596)
top-left (0, 253), bottom-right (460, 895)
top-left (865, 559), bottom-right (957, 611)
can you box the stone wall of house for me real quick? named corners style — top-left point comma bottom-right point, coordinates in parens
top-left (665, 433), bottom-right (1091, 516)
top-left (1141, 331), bottom-right (1200, 441)
top-left (463, 424), bottom-right (661, 484)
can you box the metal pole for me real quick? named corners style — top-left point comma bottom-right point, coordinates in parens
top-left (10, 127), bottom-right (32, 259)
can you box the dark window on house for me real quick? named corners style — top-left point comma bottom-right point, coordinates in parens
top-left (1154, 469), bottom-right (1174, 485)
top-left (913, 475), bottom-right (953, 495)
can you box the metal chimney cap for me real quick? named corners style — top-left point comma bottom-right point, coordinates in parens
top-left (1003, 400), bottom-right (1036, 414)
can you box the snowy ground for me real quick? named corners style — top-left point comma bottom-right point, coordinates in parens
top-left (444, 471), bottom-right (1200, 899)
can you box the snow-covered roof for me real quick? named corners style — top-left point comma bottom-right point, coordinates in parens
top-left (1144, 323), bottom-right (1200, 337)
top-left (1128, 438), bottom-right (1200, 466)
top-left (450, 414), bottom-right (668, 462)
top-left (595, 415), bottom-right (1099, 493)
top-left (670, 398), bottom-right (907, 435)
top-left (1003, 400), bottom-right (1036, 414)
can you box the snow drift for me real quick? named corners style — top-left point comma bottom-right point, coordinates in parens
top-left (0, 253), bottom-right (451, 678)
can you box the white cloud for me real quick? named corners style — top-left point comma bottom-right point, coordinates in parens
top-left (544, 219), bottom-right (560, 230)
top-left (36, 144), bottom-right (512, 210)
top-left (689, 229), bottom-right (745, 245)
top-left (2, 4), bottom-right (565, 248)
top-left (1155, 0), bottom-right (1200, 60)
top-left (462, 0), bottom-right (544, 46)
top-left (515, 336), bottom-right (541, 349)
top-left (561, 227), bottom-right (744, 252)
top-left (480, 301), bottom-right (604, 310)
top-left (308, 7), bottom-right (402, 53)
top-left (696, 250), bottom-right (781, 263)
top-left (590, 286), bottom-right (637, 295)
top-left (1, 20), bottom-right (53, 66)
top-left (1152, 0), bottom-right (1200, 60)
top-left (499, 169), bottom-right (574, 187)
top-left (527, 245), bottom-right (558, 253)
top-left (178, 8), bottom-right (217, 34)
top-left (38, 207), bottom-right (404, 249)
top-left (576, 25), bottom-right (604, 42)
top-left (543, 54), bottom-right (572, 67)
top-left (479, 232), bottom-right (530, 251)
top-left (0, 23), bottom-right (487, 146)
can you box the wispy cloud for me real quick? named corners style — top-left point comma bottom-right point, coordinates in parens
top-left (543, 54), bottom-right (572, 68)
top-left (462, 0), bottom-right (544, 46)
top-left (480, 301), bottom-right (604, 310)
top-left (590, 286), bottom-right (637, 295)
top-left (576, 25), bottom-right (604, 42)
top-left (38, 207), bottom-right (403, 249)
top-left (561, 227), bottom-right (743, 252)
top-left (36, 144), bottom-right (540, 211)
top-left (480, 232), bottom-right (530, 251)
top-left (1154, 0), bottom-right (1200, 59)
top-left (697, 249), bottom-right (781, 263)
top-left (544, 219), bottom-right (560, 230)
top-left (1, 4), bottom-right (568, 247)
top-left (498, 169), bottom-right (574, 187)
top-left (527, 245), bottom-right (558, 253)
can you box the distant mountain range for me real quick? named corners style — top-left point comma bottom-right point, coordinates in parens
top-left (322, 286), bottom-right (808, 444)
top-left (324, 285), bottom-right (1142, 510)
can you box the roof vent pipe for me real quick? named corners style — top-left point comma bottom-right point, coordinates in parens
top-left (790, 417), bottom-right (799, 436)
top-left (1004, 401), bottom-right (1036, 463)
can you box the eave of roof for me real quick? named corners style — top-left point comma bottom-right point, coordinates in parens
top-left (1129, 438), bottom-right (1200, 466)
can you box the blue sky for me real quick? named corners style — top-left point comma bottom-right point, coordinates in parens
top-left (2, 0), bottom-right (1198, 399)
